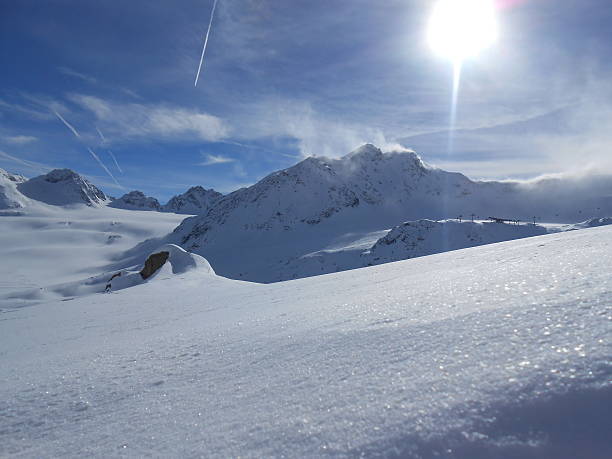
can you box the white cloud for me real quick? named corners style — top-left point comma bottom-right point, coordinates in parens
top-left (198, 153), bottom-right (235, 166)
top-left (69, 94), bottom-right (229, 142)
top-left (2, 135), bottom-right (37, 145)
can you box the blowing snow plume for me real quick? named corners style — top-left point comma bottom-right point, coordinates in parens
top-left (194, 0), bottom-right (218, 87)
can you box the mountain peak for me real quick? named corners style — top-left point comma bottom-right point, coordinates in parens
top-left (43, 168), bottom-right (81, 183)
top-left (110, 191), bottom-right (161, 211)
top-left (163, 186), bottom-right (223, 215)
top-left (17, 169), bottom-right (107, 206)
top-left (345, 143), bottom-right (384, 160)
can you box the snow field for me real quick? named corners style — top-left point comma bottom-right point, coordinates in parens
top-left (1, 226), bottom-right (610, 457)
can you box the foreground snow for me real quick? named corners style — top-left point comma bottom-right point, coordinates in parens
top-left (1, 227), bottom-right (610, 457)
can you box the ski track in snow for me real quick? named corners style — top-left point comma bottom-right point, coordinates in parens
top-left (1, 226), bottom-right (611, 457)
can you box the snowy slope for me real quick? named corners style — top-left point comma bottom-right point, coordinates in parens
top-left (168, 144), bottom-right (612, 282)
top-left (279, 219), bottom-right (548, 281)
top-left (109, 190), bottom-right (161, 211)
top-left (17, 168), bottom-right (108, 206)
top-left (0, 167), bottom-right (29, 210)
top-left (0, 204), bottom-right (187, 308)
top-left (162, 185), bottom-right (223, 214)
top-left (1, 226), bottom-right (610, 457)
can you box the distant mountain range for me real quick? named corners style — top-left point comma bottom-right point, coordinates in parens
top-left (110, 186), bottom-right (223, 214)
top-left (2, 144), bottom-right (611, 283)
top-left (0, 168), bottom-right (222, 216)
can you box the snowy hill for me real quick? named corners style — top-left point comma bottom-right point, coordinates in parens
top-left (17, 168), bottom-right (108, 207)
top-left (1, 226), bottom-right (610, 457)
top-left (0, 168), bottom-right (29, 210)
top-left (162, 185), bottom-right (223, 214)
top-left (278, 219), bottom-right (548, 281)
top-left (109, 190), bottom-right (161, 211)
top-left (168, 144), bottom-right (612, 282)
top-left (367, 219), bottom-right (548, 264)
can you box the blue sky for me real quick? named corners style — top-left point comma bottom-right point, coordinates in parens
top-left (1, 0), bottom-right (611, 200)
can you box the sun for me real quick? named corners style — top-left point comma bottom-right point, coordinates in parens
top-left (428, 0), bottom-right (498, 63)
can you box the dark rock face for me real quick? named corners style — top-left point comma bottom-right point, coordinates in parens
top-left (140, 251), bottom-right (170, 280)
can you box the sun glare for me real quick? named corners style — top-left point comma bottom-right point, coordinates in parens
top-left (428, 0), bottom-right (498, 62)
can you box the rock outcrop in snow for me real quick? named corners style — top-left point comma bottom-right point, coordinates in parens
top-left (17, 169), bottom-right (107, 207)
top-left (109, 190), bottom-right (161, 211)
top-left (162, 186), bottom-right (222, 215)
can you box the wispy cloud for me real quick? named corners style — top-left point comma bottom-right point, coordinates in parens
top-left (57, 66), bottom-right (97, 84)
top-left (69, 94), bottom-right (229, 142)
top-left (0, 150), bottom-right (51, 175)
top-left (198, 153), bottom-right (235, 166)
top-left (2, 135), bottom-right (37, 145)
top-left (0, 98), bottom-right (53, 120)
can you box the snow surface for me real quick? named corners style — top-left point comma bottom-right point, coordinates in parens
top-left (1, 226), bottom-right (611, 457)
top-left (0, 204), bottom-right (187, 308)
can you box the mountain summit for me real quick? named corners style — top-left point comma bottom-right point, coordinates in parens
top-left (17, 169), bottom-right (108, 207)
top-left (162, 186), bottom-right (223, 215)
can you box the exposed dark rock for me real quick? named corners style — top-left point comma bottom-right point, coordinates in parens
top-left (140, 251), bottom-right (170, 280)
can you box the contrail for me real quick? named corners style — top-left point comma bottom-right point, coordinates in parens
top-left (96, 126), bottom-right (123, 174)
top-left (95, 126), bottom-right (107, 143)
top-left (53, 110), bottom-right (81, 138)
top-left (51, 109), bottom-right (122, 188)
top-left (88, 148), bottom-right (122, 188)
top-left (194, 0), bottom-right (219, 87)
top-left (108, 150), bottom-right (123, 174)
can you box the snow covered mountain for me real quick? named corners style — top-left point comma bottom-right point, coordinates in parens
top-left (0, 168), bottom-right (28, 210)
top-left (17, 168), bottom-right (108, 207)
top-left (168, 144), bottom-right (612, 282)
top-left (2, 225), bottom-right (611, 457)
top-left (109, 187), bottom-right (222, 214)
top-left (109, 190), bottom-right (161, 211)
top-left (162, 186), bottom-right (222, 214)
